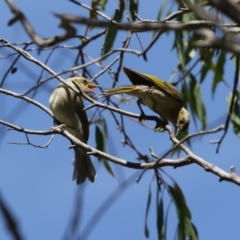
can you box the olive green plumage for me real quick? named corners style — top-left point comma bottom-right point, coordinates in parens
top-left (101, 67), bottom-right (190, 135)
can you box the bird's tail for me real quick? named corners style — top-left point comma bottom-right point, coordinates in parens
top-left (73, 147), bottom-right (96, 184)
top-left (100, 86), bottom-right (138, 97)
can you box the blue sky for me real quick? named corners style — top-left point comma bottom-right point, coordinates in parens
top-left (0, 1), bottom-right (240, 240)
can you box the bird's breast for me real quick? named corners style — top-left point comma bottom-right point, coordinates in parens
top-left (49, 87), bottom-right (85, 140)
top-left (140, 87), bottom-right (182, 126)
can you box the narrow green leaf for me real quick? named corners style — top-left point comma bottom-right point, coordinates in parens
top-left (103, 159), bottom-right (115, 177)
top-left (181, 81), bottom-right (196, 126)
top-left (95, 125), bottom-right (105, 154)
top-left (168, 184), bottom-right (191, 220)
top-left (152, 0), bottom-right (168, 38)
top-left (185, 221), bottom-right (198, 240)
top-left (157, 198), bottom-right (165, 240)
top-left (103, 30), bottom-right (117, 56)
top-left (191, 222), bottom-right (199, 239)
top-left (144, 223), bottom-right (149, 239)
top-left (103, 0), bottom-right (125, 55)
top-left (95, 125), bottom-right (115, 177)
top-left (102, 118), bottom-right (109, 138)
top-left (173, 182), bottom-right (186, 204)
top-left (177, 222), bottom-right (185, 240)
top-left (90, 0), bottom-right (99, 22)
top-left (144, 183), bottom-right (152, 238)
top-left (188, 74), bottom-right (207, 130)
top-left (174, 32), bottom-right (186, 70)
top-left (90, 0), bottom-right (108, 21)
top-left (169, 183), bottom-right (198, 240)
top-left (129, 0), bottom-right (138, 22)
top-left (212, 51), bottom-right (226, 94)
top-left (178, 219), bottom-right (198, 240)
top-left (227, 91), bottom-right (240, 137)
top-left (100, 0), bottom-right (108, 10)
top-left (200, 48), bottom-right (214, 83)
top-left (114, 0), bottom-right (125, 22)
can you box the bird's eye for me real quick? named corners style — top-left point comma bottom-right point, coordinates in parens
top-left (179, 119), bottom-right (184, 124)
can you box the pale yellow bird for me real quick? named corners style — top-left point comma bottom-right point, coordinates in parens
top-left (101, 67), bottom-right (190, 135)
top-left (49, 77), bottom-right (98, 184)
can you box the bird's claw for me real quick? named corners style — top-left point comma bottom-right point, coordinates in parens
top-left (138, 112), bottom-right (167, 131)
top-left (138, 113), bottom-right (146, 123)
top-left (154, 120), bottom-right (167, 132)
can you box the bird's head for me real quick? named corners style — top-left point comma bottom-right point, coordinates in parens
top-left (70, 77), bottom-right (99, 93)
top-left (176, 108), bottom-right (190, 136)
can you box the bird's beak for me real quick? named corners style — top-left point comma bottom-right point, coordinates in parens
top-left (175, 128), bottom-right (180, 137)
top-left (86, 83), bottom-right (99, 93)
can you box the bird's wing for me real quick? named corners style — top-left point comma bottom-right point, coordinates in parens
top-left (123, 67), bottom-right (183, 103)
top-left (144, 73), bottom-right (182, 102)
top-left (74, 94), bottom-right (89, 141)
top-left (123, 67), bottom-right (153, 86)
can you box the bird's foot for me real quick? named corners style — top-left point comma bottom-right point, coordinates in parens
top-left (154, 119), bottom-right (168, 132)
top-left (139, 112), bottom-right (146, 123)
top-left (139, 112), bottom-right (160, 123)
top-left (50, 124), bottom-right (66, 133)
top-left (138, 113), bottom-right (166, 131)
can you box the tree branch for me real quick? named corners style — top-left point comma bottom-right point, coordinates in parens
top-left (1, 119), bottom-right (240, 186)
